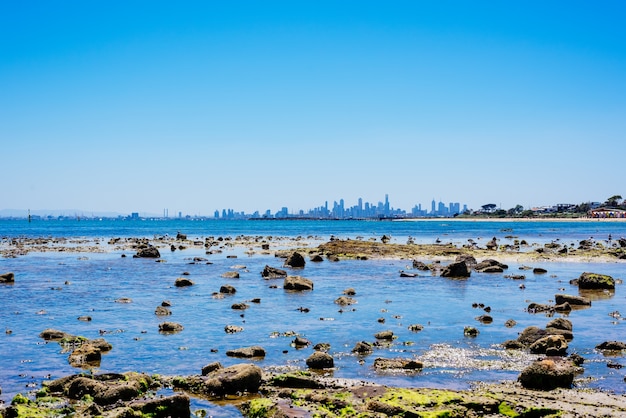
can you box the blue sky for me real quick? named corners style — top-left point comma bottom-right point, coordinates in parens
top-left (2, 1), bottom-right (625, 216)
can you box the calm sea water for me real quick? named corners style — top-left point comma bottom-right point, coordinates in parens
top-left (1, 219), bottom-right (625, 416)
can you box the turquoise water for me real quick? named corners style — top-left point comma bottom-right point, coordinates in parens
top-left (1, 219), bottom-right (625, 416)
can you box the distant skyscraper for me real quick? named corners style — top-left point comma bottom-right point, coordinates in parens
top-left (431, 199), bottom-right (436, 214)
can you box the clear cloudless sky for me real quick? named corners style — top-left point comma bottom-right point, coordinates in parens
top-left (2, 1), bottom-right (625, 216)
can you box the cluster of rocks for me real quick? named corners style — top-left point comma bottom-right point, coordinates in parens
top-left (38, 329), bottom-right (112, 369)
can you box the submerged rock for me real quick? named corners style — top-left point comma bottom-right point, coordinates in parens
top-left (226, 346), bottom-right (266, 358)
top-left (373, 357), bottom-right (423, 370)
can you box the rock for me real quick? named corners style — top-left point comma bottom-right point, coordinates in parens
top-left (440, 261), bottom-right (471, 278)
top-left (464, 326), bottom-right (479, 337)
top-left (284, 252), bottom-right (306, 268)
top-left (504, 319), bottom-right (517, 328)
top-left (529, 335), bottom-right (568, 356)
top-left (226, 346), bottom-right (266, 358)
top-left (231, 302), bottom-right (249, 310)
top-left (381, 235), bottom-right (391, 244)
top-left (546, 318), bottom-right (573, 332)
top-left (306, 351), bottom-right (334, 369)
top-left (596, 341), bottom-right (626, 351)
top-left (158, 322), bottom-right (183, 333)
top-left (476, 314), bottom-right (493, 324)
top-left (519, 358), bottom-right (577, 390)
top-left (155, 306), bottom-right (171, 316)
top-left (220, 284), bottom-right (237, 294)
top-left (485, 237), bottom-right (497, 250)
top-left (293, 336), bottom-right (311, 347)
top-left (221, 271), bottom-right (240, 279)
top-left (400, 271), bottom-right (417, 277)
top-left (533, 267), bottom-right (548, 274)
top-left (408, 324), bottom-right (424, 332)
top-left (504, 274), bottom-right (526, 280)
top-left (225, 325), bottom-right (244, 333)
top-left (174, 277), bottom-right (194, 287)
top-left (0, 272), bottom-right (15, 283)
top-left (474, 259), bottom-right (508, 272)
top-left (134, 246), bottom-right (160, 258)
top-left (343, 288), bottom-right (356, 296)
top-left (128, 394), bottom-right (190, 418)
top-left (176, 364), bottom-right (263, 396)
top-left (352, 341), bottom-right (373, 355)
top-left (374, 330), bottom-right (394, 340)
top-left (68, 342), bottom-right (103, 368)
top-left (176, 232), bottom-right (187, 240)
top-left (335, 296), bottom-right (356, 306)
top-left (314, 342), bottom-right (331, 352)
top-left (517, 326), bottom-right (548, 345)
top-left (201, 362), bottom-right (222, 375)
top-left (574, 272), bottom-right (615, 290)
top-left (455, 254), bottom-right (477, 268)
top-left (283, 276), bottom-right (314, 291)
top-left (261, 265), bottom-right (287, 279)
top-left (554, 302), bottom-right (572, 312)
top-left (412, 260), bottom-right (430, 271)
top-left (310, 254), bottom-right (324, 262)
top-left (570, 353), bottom-right (585, 366)
top-left (503, 339), bottom-right (525, 349)
top-left (373, 357), bottom-right (423, 370)
top-left (39, 329), bottom-right (73, 341)
top-left (527, 302), bottom-right (554, 313)
top-left (77, 316), bottom-right (92, 322)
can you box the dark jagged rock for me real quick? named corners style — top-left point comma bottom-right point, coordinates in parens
top-left (596, 341), bottom-right (626, 351)
top-left (284, 252), bottom-right (306, 268)
top-left (261, 265), bottom-right (287, 279)
top-left (134, 246), bottom-right (160, 258)
top-left (220, 284), bottom-right (237, 294)
top-left (464, 326), bottom-right (479, 337)
top-left (440, 261), bottom-right (471, 278)
top-left (174, 277), bottom-right (194, 287)
top-left (0, 272), bottom-right (15, 283)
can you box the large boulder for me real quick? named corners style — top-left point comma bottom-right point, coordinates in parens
top-left (0, 272), bottom-right (15, 283)
top-left (134, 246), bottom-right (160, 258)
top-left (284, 276), bottom-right (314, 291)
top-left (306, 351), bottom-right (334, 369)
top-left (174, 364), bottom-right (263, 396)
top-left (440, 261), bottom-right (471, 278)
top-left (284, 252), bottom-right (306, 268)
top-left (518, 358), bottom-right (577, 390)
top-left (572, 272), bottom-right (615, 290)
top-left (261, 265), bottom-right (287, 279)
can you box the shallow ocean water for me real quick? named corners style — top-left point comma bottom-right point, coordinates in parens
top-left (1, 219), bottom-right (625, 416)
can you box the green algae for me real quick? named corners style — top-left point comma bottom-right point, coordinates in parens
top-left (246, 398), bottom-right (275, 418)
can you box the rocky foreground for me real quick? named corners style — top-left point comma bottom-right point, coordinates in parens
top-left (2, 364), bottom-right (626, 417)
top-left (2, 234), bottom-right (626, 417)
